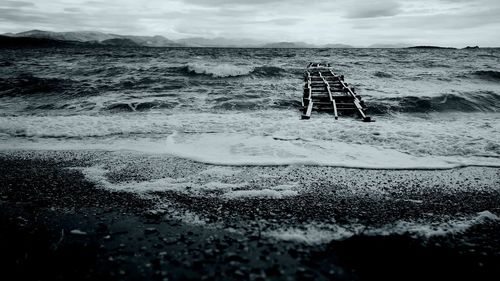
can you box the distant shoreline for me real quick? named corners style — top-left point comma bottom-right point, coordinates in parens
top-left (407, 46), bottom-right (457, 49)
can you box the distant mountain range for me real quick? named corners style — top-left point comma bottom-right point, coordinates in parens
top-left (3, 30), bottom-right (182, 47)
top-left (1, 30), bottom-right (359, 48)
top-left (0, 30), bottom-right (475, 49)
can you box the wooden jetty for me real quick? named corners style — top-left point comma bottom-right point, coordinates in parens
top-left (301, 63), bottom-right (371, 122)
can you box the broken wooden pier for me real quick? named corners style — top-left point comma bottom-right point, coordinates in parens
top-left (301, 63), bottom-right (371, 121)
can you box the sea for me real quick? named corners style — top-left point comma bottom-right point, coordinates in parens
top-left (1, 47), bottom-right (499, 169)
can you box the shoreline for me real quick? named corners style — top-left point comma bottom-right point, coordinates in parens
top-left (1, 149), bottom-right (499, 280)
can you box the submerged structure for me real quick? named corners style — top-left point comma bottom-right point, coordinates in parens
top-left (301, 63), bottom-right (371, 121)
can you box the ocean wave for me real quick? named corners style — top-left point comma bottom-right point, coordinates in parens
top-left (0, 115), bottom-right (175, 138)
top-left (477, 53), bottom-right (500, 59)
top-left (183, 63), bottom-right (286, 78)
top-left (420, 61), bottom-right (451, 68)
top-left (116, 76), bottom-right (188, 91)
top-left (0, 74), bottom-right (71, 96)
top-left (471, 70), bottom-right (500, 81)
top-left (210, 98), bottom-right (300, 111)
top-left (211, 101), bottom-right (262, 111)
top-left (105, 101), bottom-right (178, 112)
top-left (252, 66), bottom-right (286, 77)
top-left (368, 91), bottom-right (500, 114)
top-left (373, 71), bottom-right (392, 78)
top-left (184, 63), bottom-right (254, 78)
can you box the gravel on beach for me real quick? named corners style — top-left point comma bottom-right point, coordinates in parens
top-left (1, 150), bottom-right (499, 280)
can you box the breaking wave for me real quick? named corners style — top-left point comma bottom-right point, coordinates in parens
top-left (184, 63), bottom-right (253, 78)
top-left (184, 63), bottom-right (286, 78)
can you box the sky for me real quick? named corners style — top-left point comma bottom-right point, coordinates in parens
top-left (1, 0), bottom-right (499, 47)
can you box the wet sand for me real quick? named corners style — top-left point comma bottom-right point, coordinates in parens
top-left (1, 150), bottom-right (499, 280)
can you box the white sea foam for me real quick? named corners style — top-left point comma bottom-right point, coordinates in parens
top-left (75, 165), bottom-right (498, 242)
top-left (0, 114), bottom-right (173, 138)
top-left (265, 211), bottom-right (499, 244)
top-left (265, 224), bottom-right (357, 244)
top-left (79, 165), bottom-right (240, 194)
top-left (77, 165), bottom-right (301, 199)
top-left (187, 62), bottom-right (254, 77)
top-left (369, 210), bottom-right (499, 238)
top-left (161, 132), bottom-right (500, 169)
top-left (1, 112), bottom-right (499, 169)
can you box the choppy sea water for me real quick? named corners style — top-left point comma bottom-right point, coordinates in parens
top-left (1, 47), bottom-right (499, 169)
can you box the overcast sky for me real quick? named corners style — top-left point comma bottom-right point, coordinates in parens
top-left (1, 0), bottom-right (499, 46)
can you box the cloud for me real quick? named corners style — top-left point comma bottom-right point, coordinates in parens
top-left (351, 5), bottom-right (500, 30)
top-left (259, 18), bottom-right (303, 26)
top-left (0, 0), bottom-right (500, 46)
top-left (0, 1), bottom-right (34, 8)
top-left (63, 7), bottom-right (81, 13)
top-left (345, 1), bottom-right (402, 18)
top-left (0, 8), bottom-right (48, 23)
top-left (181, 0), bottom-right (291, 6)
top-left (0, 3), bottom-right (148, 34)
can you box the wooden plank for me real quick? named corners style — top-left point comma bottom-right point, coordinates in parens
top-left (302, 84), bottom-right (311, 108)
top-left (301, 101), bottom-right (313, 119)
top-left (321, 71), bottom-right (340, 120)
top-left (329, 70), bottom-right (340, 80)
top-left (339, 79), bottom-right (371, 121)
top-left (332, 99), bottom-right (338, 120)
top-left (319, 72), bottom-right (333, 99)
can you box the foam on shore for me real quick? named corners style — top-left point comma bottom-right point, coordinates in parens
top-left (264, 211), bottom-right (499, 244)
top-left (162, 132), bottom-right (497, 169)
top-left (1, 112), bottom-right (499, 170)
